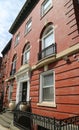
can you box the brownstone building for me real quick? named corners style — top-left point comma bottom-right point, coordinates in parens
top-left (1, 0), bottom-right (79, 129)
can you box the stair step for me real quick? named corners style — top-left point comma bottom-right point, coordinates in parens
top-left (0, 118), bottom-right (10, 128)
top-left (0, 114), bottom-right (12, 124)
top-left (10, 121), bottom-right (20, 130)
top-left (3, 111), bottom-right (13, 120)
top-left (0, 111), bottom-right (20, 130)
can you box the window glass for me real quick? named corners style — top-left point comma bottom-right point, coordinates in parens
top-left (25, 18), bottom-right (32, 34)
top-left (41, 25), bottom-right (55, 58)
top-left (40, 70), bottom-right (55, 102)
top-left (44, 32), bottom-right (54, 48)
top-left (42, 0), bottom-right (52, 16)
top-left (15, 33), bottom-right (20, 46)
top-left (23, 44), bottom-right (30, 64)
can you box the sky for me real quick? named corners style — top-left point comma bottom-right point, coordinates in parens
top-left (0, 0), bottom-right (26, 56)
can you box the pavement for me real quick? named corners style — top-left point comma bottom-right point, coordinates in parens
top-left (0, 125), bottom-right (9, 130)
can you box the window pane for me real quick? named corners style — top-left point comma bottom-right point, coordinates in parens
top-left (25, 18), bottom-right (32, 34)
top-left (15, 33), bottom-right (20, 45)
top-left (43, 87), bottom-right (54, 101)
top-left (44, 32), bottom-right (54, 48)
top-left (25, 51), bottom-right (30, 62)
top-left (43, 73), bottom-right (53, 86)
top-left (43, 0), bottom-right (51, 14)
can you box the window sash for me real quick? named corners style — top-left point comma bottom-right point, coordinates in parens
top-left (42, 29), bottom-right (54, 49)
top-left (25, 19), bottom-right (32, 34)
top-left (42, 0), bottom-right (52, 16)
top-left (12, 60), bottom-right (16, 70)
top-left (40, 70), bottom-right (55, 102)
top-left (23, 49), bottom-right (30, 64)
top-left (15, 33), bottom-right (20, 45)
top-left (43, 86), bottom-right (54, 101)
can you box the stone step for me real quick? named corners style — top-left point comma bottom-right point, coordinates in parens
top-left (10, 121), bottom-right (20, 130)
top-left (2, 111), bottom-right (13, 120)
top-left (0, 114), bottom-right (12, 124)
top-left (0, 111), bottom-right (20, 130)
top-left (0, 118), bottom-right (10, 128)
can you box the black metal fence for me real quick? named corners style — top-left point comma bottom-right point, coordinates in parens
top-left (13, 110), bottom-right (79, 130)
top-left (38, 44), bottom-right (56, 60)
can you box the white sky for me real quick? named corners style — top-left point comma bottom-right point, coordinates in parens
top-left (0, 0), bottom-right (26, 56)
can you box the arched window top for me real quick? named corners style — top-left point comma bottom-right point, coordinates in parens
top-left (24, 44), bottom-right (30, 52)
top-left (42, 24), bottom-right (54, 37)
top-left (38, 23), bottom-right (56, 60)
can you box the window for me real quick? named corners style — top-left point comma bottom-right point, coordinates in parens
top-left (15, 33), bottom-right (20, 46)
top-left (8, 84), bottom-right (13, 101)
top-left (23, 44), bottom-right (30, 64)
top-left (10, 54), bottom-right (17, 76)
top-left (38, 24), bottom-right (55, 60)
top-left (41, 0), bottom-right (52, 16)
top-left (25, 18), bottom-right (32, 34)
top-left (40, 70), bottom-right (55, 103)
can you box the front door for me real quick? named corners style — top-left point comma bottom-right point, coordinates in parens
top-left (22, 82), bottom-right (27, 102)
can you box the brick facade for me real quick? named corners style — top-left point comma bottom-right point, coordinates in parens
top-left (1, 0), bottom-right (79, 129)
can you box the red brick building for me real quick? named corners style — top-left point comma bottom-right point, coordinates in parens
top-left (1, 0), bottom-right (79, 129)
top-left (0, 57), bottom-right (2, 94)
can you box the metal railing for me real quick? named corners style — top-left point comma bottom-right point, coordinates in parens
top-left (13, 110), bottom-right (79, 130)
top-left (38, 44), bottom-right (56, 60)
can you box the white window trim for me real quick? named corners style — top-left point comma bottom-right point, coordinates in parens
top-left (38, 70), bottom-right (56, 107)
top-left (25, 18), bottom-right (32, 34)
top-left (15, 33), bottom-right (20, 46)
top-left (42, 28), bottom-right (55, 50)
top-left (41, 0), bottom-right (52, 17)
top-left (23, 46), bottom-right (30, 64)
top-left (8, 85), bottom-right (13, 101)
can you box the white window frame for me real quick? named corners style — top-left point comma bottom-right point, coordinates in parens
top-left (15, 33), bottom-right (20, 46)
top-left (8, 85), bottom-right (13, 101)
top-left (12, 59), bottom-right (16, 70)
top-left (42, 27), bottom-right (55, 50)
top-left (25, 18), bottom-right (32, 34)
top-left (23, 45), bottom-right (30, 64)
top-left (41, 0), bottom-right (52, 16)
top-left (12, 56), bottom-right (17, 71)
top-left (38, 70), bottom-right (56, 107)
top-left (41, 25), bottom-right (55, 58)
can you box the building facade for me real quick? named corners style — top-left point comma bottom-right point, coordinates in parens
top-left (1, 0), bottom-right (79, 129)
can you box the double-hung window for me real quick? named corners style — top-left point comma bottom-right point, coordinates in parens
top-left (25, 18), bottom-right (32, 34)
top-left (41, 0), bottom-right (52, 16)
top-left (39, 70), bottom-right (55, 106)
top-left (15, 33), bottom-right (20, 46)
top-left (23, 44), bottom-right (30, 64)
top-left (11, 55), bottom-right (17, 76)
top-left (42, 25), bottom-right (55, 58)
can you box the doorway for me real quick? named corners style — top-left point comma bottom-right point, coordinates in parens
top-left (22, 82), bottom-right (27, 102)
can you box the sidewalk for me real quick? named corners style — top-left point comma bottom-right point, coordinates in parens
top-left (0, 125), bottom-right (9, 130)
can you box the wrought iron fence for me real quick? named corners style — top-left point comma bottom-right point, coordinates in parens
top-left (13, 110), bottom-right (79, 130)
top-left (38, 44), bottom-right (56, 60)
